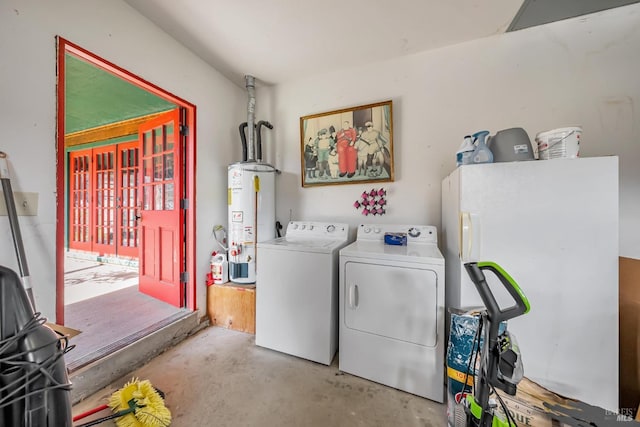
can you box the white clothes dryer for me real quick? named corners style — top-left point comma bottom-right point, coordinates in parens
top-left (256, 221), bottom-right (352, 365)
top-left (339, 224), bottom-right (445, 402)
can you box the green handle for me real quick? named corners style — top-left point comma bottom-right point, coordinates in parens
top-left (465, 262), bottom-right (530, 323)
top-left (477, 261), bottom-right (530, 314)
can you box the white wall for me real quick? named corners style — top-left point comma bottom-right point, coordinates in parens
top-left (0, 0), bottom-right (246, 320)
top-left (1, 1), bottom-right (638, 323)
top-left (263, 5), bottom-right (640, 259)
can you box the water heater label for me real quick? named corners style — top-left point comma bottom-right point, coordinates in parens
top-left (232, 211), bottom-right (243, 222)
top-left (230, 169), bottom-right (243, 188)
top-left (244, 226), bottom-right (254, 243)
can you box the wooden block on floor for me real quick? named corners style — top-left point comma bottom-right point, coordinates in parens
top-left (207, 283), bottom-right (256, 334)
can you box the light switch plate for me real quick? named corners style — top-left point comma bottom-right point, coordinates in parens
top-left (0, 192), bottom-right (39, 216)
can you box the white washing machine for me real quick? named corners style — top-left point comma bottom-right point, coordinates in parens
top-left (339, 224), bottom-right (445, 402)
top-left (256, 221), bottom-right (352, 365)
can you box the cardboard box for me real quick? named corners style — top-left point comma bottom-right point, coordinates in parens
top-left (447, 376), bottom-right (574, 427)
top-left (494, 378), bottom-right (575, 427)
top-left (450, 376), bottom-right (634, 427)
top-left (497, 377), bottom-right (640, 425)
top-left (620, 257), bottom-right (640, 417)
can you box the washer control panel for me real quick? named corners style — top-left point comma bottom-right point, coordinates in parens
top-left (286, 221), bottom-right (349, 240)
top-left (356, 224), bottom-right (437, 244)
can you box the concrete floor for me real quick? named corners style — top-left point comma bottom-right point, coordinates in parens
top-left (72, 326), bottom-right (447, 426)
top-left (64, 256), bottom-right (138, 305)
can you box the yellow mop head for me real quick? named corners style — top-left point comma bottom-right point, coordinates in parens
top-left (108, 378), bottom-right (172, 427)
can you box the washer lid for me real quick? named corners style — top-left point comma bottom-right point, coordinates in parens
top-left (340, 240), bottom-right (444, 264)
top-left (258, 236), bottom-right (350, 254)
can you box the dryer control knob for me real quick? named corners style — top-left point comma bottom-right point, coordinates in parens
top-left (300, 225), bottom-right (306, 230)
top-left (292, 224), bottom-right (298, 229)
top-left (374, 228), bottom-right (381, 234)
top-left (309, 225), bottom-right (314, 230)
top-left (408, 227), bottom-right (421, 238)
top-left (326, 225), bottom-right (335, 232)
top-left (363, 227), bottom-right (371, 233)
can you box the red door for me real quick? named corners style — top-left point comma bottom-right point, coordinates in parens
top-left (68, 150), bottom-right (92, 251)
top-left (116, 142), bottom-right (139, 257)
top-left (138, 109), bottom-right (184, 307)
top-left (92, 146), bottom-right (117, 255)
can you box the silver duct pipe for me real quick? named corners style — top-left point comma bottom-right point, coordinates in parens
top-left (245, 75), bottom-right (256, 162)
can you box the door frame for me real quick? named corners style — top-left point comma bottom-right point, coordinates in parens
top-left (56, 37), bottom-right (197, 324)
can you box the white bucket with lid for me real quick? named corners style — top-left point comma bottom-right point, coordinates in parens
top-left (535, 126), bottom-right (581, 160)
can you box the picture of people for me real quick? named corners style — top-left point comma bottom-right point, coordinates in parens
top-left (299, 100), bottom-right (393, 187)
top-left (303, 137), bottom-right (318, 179)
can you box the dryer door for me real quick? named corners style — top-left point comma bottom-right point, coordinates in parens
top-left (344, 261), bottom-right (438, 347)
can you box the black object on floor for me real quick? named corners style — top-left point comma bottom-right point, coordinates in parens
top-left (0, 265), bottom-right (73, 426)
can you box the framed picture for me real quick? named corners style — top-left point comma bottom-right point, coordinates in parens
top-left (300, 100), bottom-right (394, 187)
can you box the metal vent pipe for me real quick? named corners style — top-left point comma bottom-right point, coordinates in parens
top-left (245, 75), bottom-right (256, 162)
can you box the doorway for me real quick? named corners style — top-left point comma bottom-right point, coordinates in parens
top-left (56, 38), bottom-right (197, 371)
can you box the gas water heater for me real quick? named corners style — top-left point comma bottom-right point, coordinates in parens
top-left (228, 163), bottom-right (275, 283)
top-left (228, 75), bottom-right (276, 284)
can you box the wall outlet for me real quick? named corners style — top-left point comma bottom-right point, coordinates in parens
top-left (0, 192), bottom-right (39, 216)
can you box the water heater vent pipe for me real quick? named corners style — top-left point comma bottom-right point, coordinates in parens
top-left (245, 75), bottom-right (256, 162)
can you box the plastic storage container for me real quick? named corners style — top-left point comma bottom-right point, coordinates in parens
top-left (211, 253), bottom-right (229, 285)
top-left (487, 127), bottom-right (534, 162)
top-left (535, 127), bottom-right (581, 160)
top-left (471, 130), bottom-right (493, 164)
top-left (456, 135), bottom-right (475, 167)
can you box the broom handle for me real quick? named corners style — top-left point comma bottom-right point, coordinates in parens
top-left (0, 152), bottom-right (36, 309)
top-left (75, 407), bottom-right (134, 427)
top-left (75, 412), bottom-right (123, 427)
top-left (72, 403), bottom-right (109, 421)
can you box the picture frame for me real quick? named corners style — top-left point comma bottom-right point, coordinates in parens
top-left (300, 100), bottom-right (394, 187)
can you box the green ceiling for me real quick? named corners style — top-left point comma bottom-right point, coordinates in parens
top-left (65, 54), bottom-right (176, 134)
